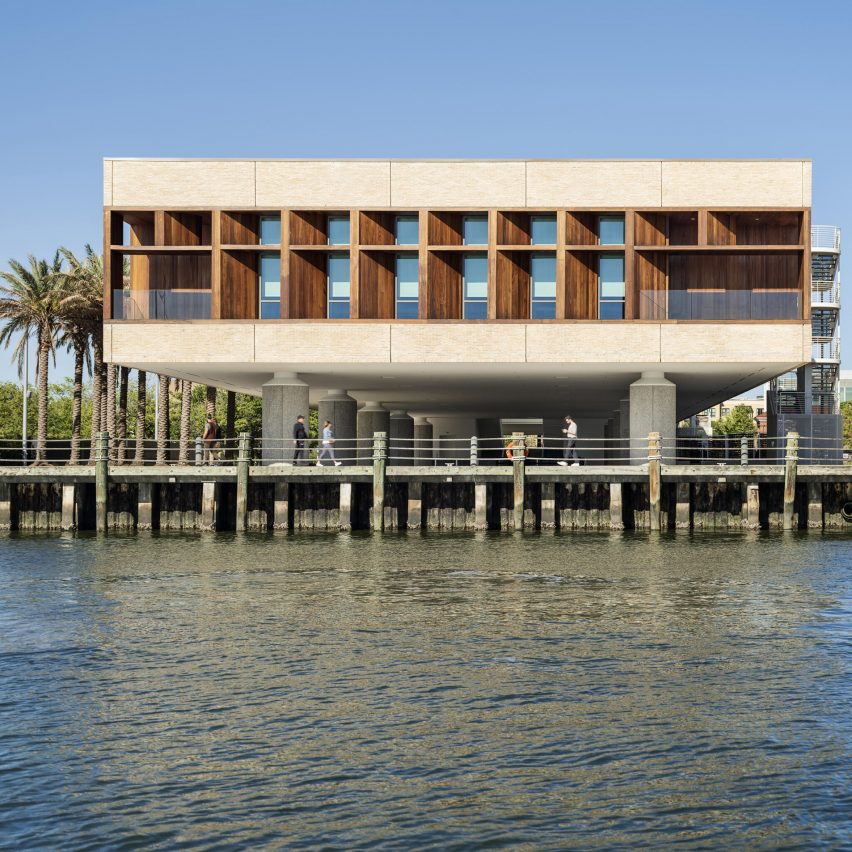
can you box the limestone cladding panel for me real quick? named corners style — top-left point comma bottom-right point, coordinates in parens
top-left (525, 161), bottom-right (663, 208)
top-left (109, 323), bottom-right (255, 365)
top-left (255, 161), bottom-right (391, 208)
top-left (526, 324), bottom-right (662, 363)
top-left (659, 323), bottom-right (809, 363)
top-left (103, 160), bottom-right (113, 205)
top-left (255, 323), bottom-right (391, 363)
top-left (660, 161), bottom-right (807, 207)
top-left (110, 160), bottom-right (256, 208)
top-left (390, 162), bottom-right (526, 208)
top-left (390, 324), bottom-right (526, 362)
top-left (802, 161), bottom-right (813, 207)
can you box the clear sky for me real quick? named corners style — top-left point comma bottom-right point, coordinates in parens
top-left (0, 0), bottom-right (849, 386)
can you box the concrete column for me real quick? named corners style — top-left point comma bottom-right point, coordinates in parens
top-left (357, 402), bottom-right (390, 462)
top-left (629, 373), bottom-right (676, 465)
top-left (339, 482), bottom-right (353, 531)
top-left (619, 398), bottom-right (630, 440)
top-left (138, 482), bottom-right (154, 530)
top-left (318, 390), bottom-right (357, 466)
top-left (274, 481), bottom-right (290, 530)
top-left (541, 482), bottom-right (556, 529)
top-left (262, 373), bottom-right (310, 465)
top-left (747, 484), bottom-right (760, 529)
top-left (407, 481), bottom-right (422, 529)
top-left (609, 482), bottom-right (624, 530)
top-left (61, 484), bottom-right (76, 530)
top-left (414, 418), bottom-right (433, 465)
top-left (807, 482), bottom-right (823, 528)
top-left (474, 483), bottom-right (487, 530)
top-left (0, 481), bottom-right (12, 530)
top-left (201, 481), bottom-right (216, 530)
top-left (389, 410), bottom-right (414, 465)
top-left (675, 482), bottom-right (690, 529)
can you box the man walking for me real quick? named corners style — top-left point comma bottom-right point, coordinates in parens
top-left (202, 415), bottom-right (221, 464)
top-left (293, 414), bottom-right (308, 465)
top-left (558, 414), bottom-right (580, 466)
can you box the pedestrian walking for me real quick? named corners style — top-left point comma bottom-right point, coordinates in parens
top-left (293, 414), bottom-right (308, 465)
top-left (317, 419), bottom-right (342, 466)
top-left (202, 415), bottom-right (221, 464)
top-left (558, 415), bottom-right (580, 466)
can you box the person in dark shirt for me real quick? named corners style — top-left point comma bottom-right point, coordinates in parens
top-left (293, 414), bottom-right (308, 465)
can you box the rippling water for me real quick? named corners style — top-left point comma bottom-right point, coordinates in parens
top-left (0, 531), bottom-right (850, 848)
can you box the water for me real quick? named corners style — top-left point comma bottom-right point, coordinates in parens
top-left (0, 531), bottom-right (850, 849)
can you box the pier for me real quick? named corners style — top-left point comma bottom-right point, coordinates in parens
top-left (1, 432), bottom-right (850, 533)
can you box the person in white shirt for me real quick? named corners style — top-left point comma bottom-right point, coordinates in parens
top-left (316, 419), bottom-right (342, 466)
top-left (558, 415), bottom-right (580, 466)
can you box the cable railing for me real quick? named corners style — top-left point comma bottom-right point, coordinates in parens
top-left (1, 433), bottom-right (848, 468)
top-left (811, 225), bottom-right (841, 253)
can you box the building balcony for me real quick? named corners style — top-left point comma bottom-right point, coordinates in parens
top-left (811, 225), bottom-right (841, 253)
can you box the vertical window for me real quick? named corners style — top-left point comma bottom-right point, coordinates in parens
top-left (599, 215), bottom-right (625, 245)
top-left (395, 254), bottom-right (419, 319)
top-left (463, 253), bottom-right (488, 319)
top-left (327, 215), bottom-right (350, 246)
top-left (258, 253), bottom-right (281, 319)
top-left (530, 254), bottom-right (556, 319)
top-left (599, 253), bottom-right (625, 319)
top-left (395, 215), bottom-right (419, 245)
top-left (327, 253), bottom-right (350, 318)
top-left (531, 215), bottom-right (557, 246)
top-left (463, 215), bottom-right (488, 245)
top-left (259, 216), bottom-right (281, 245)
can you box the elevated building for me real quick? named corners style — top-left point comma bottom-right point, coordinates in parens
top-left (102, 158), bottom-right (814, 461)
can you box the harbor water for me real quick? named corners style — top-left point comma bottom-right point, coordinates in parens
top-left (0, 531), bottom-right (850, 848)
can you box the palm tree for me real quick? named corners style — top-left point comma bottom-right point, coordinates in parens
top-left (178, 379), bottom-right (192, 464)
top-left (134, 370), bottom-right (147, 464)
top-left (0, 253), bottom-right (64, 463)
top-left (206, 385), bottom-right (217, 418)
top-left (58, 246), bottom-right (103, 464)
top-left (156, 374), bottom-right (170, 464)
top-left (116, 366), bottom-right (129, 464)
top-left (106, 364), bottom-right (116, 459)
top-left (226, 391), bottom-right (236, 457)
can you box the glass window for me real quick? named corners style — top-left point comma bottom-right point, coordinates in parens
top-left (463, 253), bottom-right (488, 319)
top-left (395, 254), bottom-right (419, 319)
top-left (599, 252), bottom-right (625, 320)
top-left (463, 215), bottom-right (488, 245)
top-left (530, 254), bottom-right (556, 319)
top-left (327, 253), bottom-right (350, 318)
top-left (531, 215), bottom-right (557, 246)
top-left (258, 253), bottom-right (280, 320)
top-left (599, 216), bottom-right (625, 245)
top-left (327, 216), bottom-right (350, 246)
top-left (395, 215), bottom-right (419, 245)
top-left (259, 216), bottom-right (281, 245)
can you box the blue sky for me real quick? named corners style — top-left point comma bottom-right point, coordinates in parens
top-left (0, 0), bottom-right (849, 384)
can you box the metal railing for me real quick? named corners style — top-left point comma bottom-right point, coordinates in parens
top-left (767, 390), bottom-right (839, 415)
top-left (640, 290), bottom-right (801, 320)
top-left (112, 289), bottom-right (212, 320)
top-left (812, 337), bottom-right (841, 361)
top-left (811, 225), bottom-right (841, 253)
top-left (811, 283), bottom-right (841, 306)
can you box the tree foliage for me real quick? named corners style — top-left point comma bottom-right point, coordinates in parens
top-left (712, 404), bottom-right (757, 437)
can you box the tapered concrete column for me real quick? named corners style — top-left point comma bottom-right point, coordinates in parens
top-left (318, 390), bottom-right (357, 465)
top-left (262, 373), bottom-right (310, 465)
top-left (413, 418), bottom-right (433, 465)
top-left (389, 410), bottom-right (414, 465)
top-left (357, 402), bottom-right (390, 462)
top-left (629, 373), bottom-right (676, 465)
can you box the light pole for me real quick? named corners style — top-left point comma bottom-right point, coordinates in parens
top-left (21, 333), bottom-right (29, 463)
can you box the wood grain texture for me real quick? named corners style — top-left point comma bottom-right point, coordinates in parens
top-left (495, 251), bottom-right (530, 319)
top-left (289, 251), bottom-right (327, 319)
top-left (565, 251), bottom-right (598, 319)
top-left (221, 212), bottom-right (260, 245)
top-left (221, 251), bottom-right (258, 320)
top-left (427, 251), bottom-right (462, 319)
top-left (359, 252), bottom-right (396, 319)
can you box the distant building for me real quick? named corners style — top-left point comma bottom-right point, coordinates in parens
top-left (695, 395), bottom-right (766, 435)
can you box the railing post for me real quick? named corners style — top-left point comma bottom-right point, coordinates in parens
top-left (372, 431), bottom-right (387, 532)
top-left (740, 435), bottom-right (748, 466)
top-left (783, 431), bottom-right (798, 530)
top-left (470, 435), bottom-right (478, 466)
top-left (648, 431), bottom-right (661, 531)
top-left (512, 433), bottom-right (525, 531)
top-left (236, 432), bottom-right (251, 532)
top-left (195, 436), bottom-right (203, 466)
top-left (95, 431), bottom-right (109, 534)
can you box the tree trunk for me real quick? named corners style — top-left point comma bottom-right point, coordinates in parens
top-left (206, 385), bottom-right (217, 418)
top-left (70, 344), bottom-right (84, 464)
top-left (134, 370), bottom-right (147, 465)
top-left (117, 366), bottom-right (129, 465)
top-left (178, 380), bottom-right (192, 465)
top-left (36, 334), bottom-right (49, 464)
top-left (156, 374), bottom-right (170, 464)
top-left (106, 362), bottom-right (116, 460)
top-left (226, 391), bottom-right (236, 458)
top-left (89, 333), bottom-right (103, 464)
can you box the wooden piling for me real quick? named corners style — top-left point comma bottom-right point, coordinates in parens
top-left (236, 432), bottom-right (250, 532)
top-left (138, 482), bottom-right (153, 530)
top-left (474, 483), bottom-right (487, 530)
top-left (201, 481), bottom-right (216, 530)
top-left (372, 431), bottom-right (387, 531)
top-left (783, 432), bottom-right (798, 531)
top-left (675, 482), bottom-right (690, 529)
top-left (407, 480), bottom-right (422, 529)
top-left (0, 481), bottom-right (11, 530)
top-left (95, 431), bottom-right (109, 533)
top-left (609, 482), bottom-right (623, 530)
top-left (61, 484), bottom-right (76, 530)
top-left (512, 434), bottom-right (525, 531)
top-left (338, 482), bottom-right (353, 531)
top-left (807, 482), bottom-right (822, 529)
top-left (648, 431), bottom-right (661, 531)
top-left (273, 481), bottom-right (290, 530)
top-left (541, 482), bottom-right (556, 529)
top-left (747, 484), bottom-right (760, 529)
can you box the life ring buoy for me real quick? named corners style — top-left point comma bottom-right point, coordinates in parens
top-left (505, 441), bottom-right (529, 459)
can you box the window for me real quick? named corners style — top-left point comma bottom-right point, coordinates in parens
top-left (530, 254), bottom-right (556, 319)
top-left (599, 215), bottom-right (625, 245)
top-left (258, 253), bottom-right (280, 319)
top-left (259, 216), bottom-right (281, 245)
top-left (395, 215), bottom-right (419, 245)
top-left (599, 253), bottom-right (625, 319)
top-left (463, 253), bottom-right (488, 319)
top-left (327, 216), bottom-right (350, 246)
top-left (463, 215), bottom-right (488, 245)
top-left (531, 215), bottom-right (557, 246)
top-left (395, 254), bottom-right (419, 319)
top-left (327, 254), bottom-right (350, 318)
